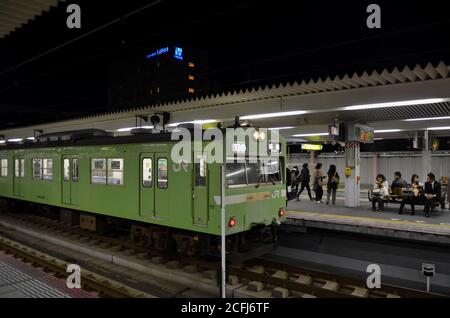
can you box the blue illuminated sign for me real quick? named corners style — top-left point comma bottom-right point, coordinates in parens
top-left (174, 47), bottom-right (183, 60)
top-left (146, 47), bottom-right (169, 59)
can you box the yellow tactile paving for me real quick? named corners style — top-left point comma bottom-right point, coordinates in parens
top-left (287, 210), bottom-right (450, 233)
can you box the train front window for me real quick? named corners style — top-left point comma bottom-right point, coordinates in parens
top-left (1, 159), bottom-right (7, 177)
top-left (226, 162), bottom-right (247, 186)
top-left (262, 159), bottom-right (281, 184)
top-left (157, 158), bottom-right (168, 189)
top-left (107, 159), bottom-right (123, 185)
top-left (142, 158), bottom-right (152, 187)
top-left (246, 160), bottom-right (264, 185)
top-left (91, 159), bottom-right (107, 184)
top-left (33, 159), bottom-right (42, 179)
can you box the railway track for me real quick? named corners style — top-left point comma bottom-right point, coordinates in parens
top-left (0, 234), bottom-right (155, 298)
top-left (0, 210), bottom-right (447, 298)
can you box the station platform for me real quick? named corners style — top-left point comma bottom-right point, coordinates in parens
top-left (286, 191), bottom-right (450, 245)
top-left (0, 251), bottom-right (96, 298)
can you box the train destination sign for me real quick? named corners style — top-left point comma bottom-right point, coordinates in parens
top-left (346, 123), bottom-right (374, 144)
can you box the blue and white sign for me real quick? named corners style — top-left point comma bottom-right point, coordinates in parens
top-left (146, 47), bottom-right (169, 59)
top-left (174, 47), bottom-right (183, 60)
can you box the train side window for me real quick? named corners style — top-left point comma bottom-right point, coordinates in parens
top-left (195, 156), bottom-right (206, 187)
top-left (226, 162), bottom-right (247, 186)
top-left (63, 159), bottom-right (70, 181)
top-left (108, 159), bottom-right (123, 185)
top-left (20, 159), bottom-right (24, 178)
top-left (142, 158), bottom-right (152, 187)
top-left (1, 159), bottom-right (7, 177)
top-left (246, 159), bottom-right (264, 185)
top-left (15, 159), bottom-right (19, 178)
top-left (72, 159), bottom-right (79, 182)
top-left (33, 159), bottom-right (42, 180)
top-left (91, 158), bottom-right (107, 184)
top-left (43, 159), bottom-right (53, 180)
top-left (157, 158), bottom-right (168, 189)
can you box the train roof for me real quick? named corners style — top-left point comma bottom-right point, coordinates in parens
top-left (0, 128), bottom-right (284, 150)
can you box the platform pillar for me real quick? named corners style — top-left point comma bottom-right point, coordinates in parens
top-left (372, 152), bottom-right (380, 184)
top-left (422, 130), bottom-right (432, 181)
top-left (345, 141), bottom-right (361, 207)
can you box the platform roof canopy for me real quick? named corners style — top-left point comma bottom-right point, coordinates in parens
top-left (0, 0), bottom-right (61, 39)
top-left (1, 61), bottom-right (450, 143)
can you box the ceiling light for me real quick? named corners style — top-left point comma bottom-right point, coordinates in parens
top-left (8, 138), bottom-right (23, 142)
top-left (0, 141), bottom-right (5, 144)
top-left (167, 120), bottom-right (216, 127)
top-left (374, 129), bottom-right (402, 133)
top-left (241, 110), bottom-right (306, 120)
top-left (343, 98), bottom-right (446, 111)
top-left (404, 116), bottom-right (450, 122)
top-left (116, 125), bottom-right (153, 132)
top-left (268, 127), bottom-right (295, 130)
top-left (427, 126), bottom-right (450, 131)
top-left (293, 133), bottom-right (328, 137)
top-left (27, 137), bottom-right (35, 140)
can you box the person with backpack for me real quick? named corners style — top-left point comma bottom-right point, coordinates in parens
top-left (296, 163), bottom-right (313, 201)
top-left (326, 164), bottom-right (340, 205)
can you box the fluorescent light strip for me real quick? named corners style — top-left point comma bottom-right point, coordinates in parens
top-left (268, 127), bottom-right (295, 130)
top-left (293, 132), bottom-right (328, 137)
top-left (374, 129), bottom-right (402, 133)
top-left (116, 125), bottom-right (153, 132)
top-left (167, 120), bottom-right (217, 127)
top-left (7, 138), bottom-right (23, 142)
top-left (343, 98), bottom-right (446, 111)
top-left (427, 126), bottom-right (450, 131)
top-left (27, 137), bottom-right (35, 141)
top-left (404, 116), bottom-right (450, 122)
top-left (0, 141), bottom-right (5, 144)
top-left (241, 110), bottom-right (306, 120)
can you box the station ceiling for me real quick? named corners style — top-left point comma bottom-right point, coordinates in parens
top-left (0, 0), bottom-right (62, 39)
top-left (1, 61), bottom-right (450, 142)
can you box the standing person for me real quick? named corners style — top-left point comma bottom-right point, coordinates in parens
top-left (326, 165), bottom-right (340, 205)
top-left (313, 163), bottom-right (326, 204)
top-left (424, 172), bottom-right (441, 217)
top-left (292, 166), bottom-right (300, 194)
top-left (296, 163), bottom-right (313, 201)
top-left (372, 174), bottom-right (389, 212)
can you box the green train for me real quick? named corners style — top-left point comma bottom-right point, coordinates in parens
top-left (0, 128), bottom-right (287, 257)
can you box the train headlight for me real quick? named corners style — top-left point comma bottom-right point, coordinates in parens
top-left (279, 207), bottom-right (286, 217)
top-left (228, 217), bottom-right (237, 227)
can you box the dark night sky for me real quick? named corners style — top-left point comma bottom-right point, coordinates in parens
top-left (1, 0), bottom-right (450, 128)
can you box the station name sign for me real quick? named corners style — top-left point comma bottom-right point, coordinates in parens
top-left (301, 144), bottom-right (323, 151)
top-left (347, 123), bottom-right (374, 144)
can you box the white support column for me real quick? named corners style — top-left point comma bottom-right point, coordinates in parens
top-left (373, 152), bottom-right (379, 183)
top-left (422, 130), bottom-right (432, 181)
top-left (345, 141), bottom-right (361, 207)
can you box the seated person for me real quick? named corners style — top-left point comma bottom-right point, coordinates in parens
top-left (424, 172), bottom-right (441, 217)
top-left (399, 174), bottom-right (421, 215)
top-left (372, 174), bottom-right (389, 212)
top-left (391, 171), bottom-right (408, 194)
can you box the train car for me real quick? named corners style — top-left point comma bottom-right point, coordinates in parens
top-left (0, 127), bottom-right (287, 258)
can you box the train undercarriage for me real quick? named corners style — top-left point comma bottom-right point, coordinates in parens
top-left (1, 198), bottom-right (279, 263)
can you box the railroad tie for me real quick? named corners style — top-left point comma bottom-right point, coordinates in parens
top-left (272, 287), bottom-right (289, 298)
top-left (351, 287), bottom-right (369, 298)
top-left (247, 281), bottom-right (264, 292)
top-left (249, 265), bottom-right (265, 274)
top-left (296, 275), bottom-right (312, 285)
top-left (322, 281), bottom-right (340, 291)
top-left (271, 270), bottom-right (289, 280)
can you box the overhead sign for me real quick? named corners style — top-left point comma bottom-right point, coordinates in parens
top-left (146, 46), bottom-right (184, 60)
top-left (347, 123), bottom-right (374, 144)
top-left (301, 144), bottom-right (323, 151)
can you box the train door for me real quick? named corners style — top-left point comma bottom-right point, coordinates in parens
top-left (13, 157), bottom-right (24, 197)
top-left (139, 153), bottom-right (155, 217)
top-left (193, 154), bottom-right (208, 226)
top-left (154, 153), bottom-right (169, 220)
top-left (62, 156), bottom-right (80, 205)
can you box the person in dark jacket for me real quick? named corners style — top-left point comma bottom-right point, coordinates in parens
top-left (326, 165), bottom-right (340, 205)
top-left (391, 171), bottom-right (408, 192)
top-left (296, 163), bottom-right (313, 201)
top-left (424, 172), bottom-right (441, 217)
